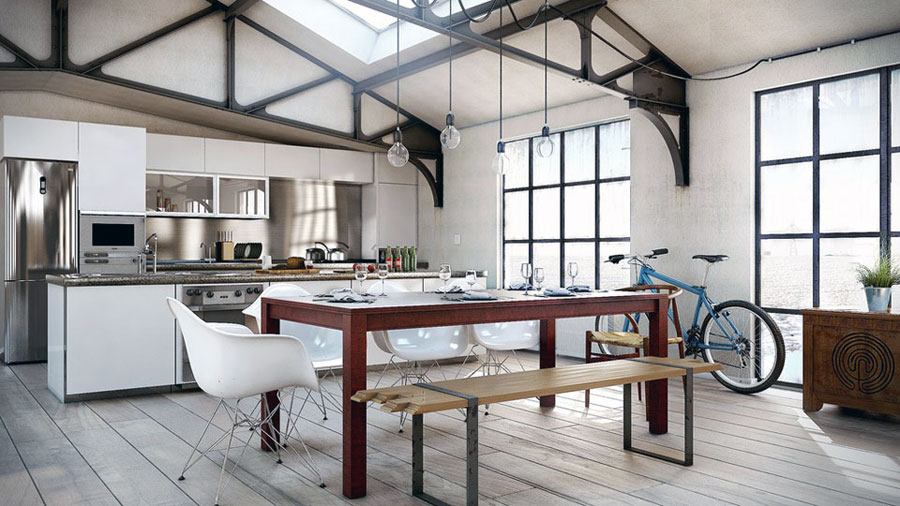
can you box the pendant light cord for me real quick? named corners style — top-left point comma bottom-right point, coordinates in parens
top-left (498, 5), bottom-right (503, 141)
top-left (449, 0), bottom-right (452, 113)
top-left (395, 0), bottom-right (400, 128)
top-left (543, 1), bottom-right (547, 126)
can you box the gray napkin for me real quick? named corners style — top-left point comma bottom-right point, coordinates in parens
top-left (332, 291), bottom-right (371, 303)
top-left (566, 285), bottom-right (591, 293)
top-left (543, 287), bottom-right (575, 297)
top-left (435, 284), bottom-right (464, 293)
top-left (508, 282), bottom-right (533, 290)
top-left (462, 290), bottom-right (497, 301)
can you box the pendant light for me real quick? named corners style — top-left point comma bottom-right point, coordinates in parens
top-left (535, 2), bottom-right (555, 159)
top-left (387, 0), bottom-right (409, 167)
top-left (439, 0), bottom-right (461, 149)
top-left (491, 5), bottom-right (510, 175)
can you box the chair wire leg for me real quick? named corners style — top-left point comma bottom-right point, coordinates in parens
top-left (214, 404), bottom-right (239, 506)
top-left (278, 390), bottom-right (327, 488)
top-left (178, 398), bottom-right (223, 481)
top-left (260, 394), bottom-right (283, 464)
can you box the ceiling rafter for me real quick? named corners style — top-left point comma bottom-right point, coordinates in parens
top-left (225, 0), bottom-right (261, 20)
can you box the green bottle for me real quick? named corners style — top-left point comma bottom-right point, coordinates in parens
top-left (401, 246), bottom-right (409, 272)
top-left (394, 247), bottom-right (402, 272)
top-left (410, 246), bottom-right (417, 272)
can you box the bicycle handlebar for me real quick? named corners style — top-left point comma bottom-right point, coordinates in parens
top-left (606, 248), bottom-right (668, 264)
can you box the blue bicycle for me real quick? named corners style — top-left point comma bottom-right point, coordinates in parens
top-left (602, 248), bottom-right (785, 394)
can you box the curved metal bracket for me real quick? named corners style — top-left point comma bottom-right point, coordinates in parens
top-left (408, 156), bottom-right (443, 208)
top-left (630, 105), bottom-right (689, 186)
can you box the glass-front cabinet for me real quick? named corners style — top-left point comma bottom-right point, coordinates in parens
top-left (146, 171), bottom-right (268, 218)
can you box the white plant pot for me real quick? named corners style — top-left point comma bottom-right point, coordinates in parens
top-left (864, 286), bottom-right (891, 312)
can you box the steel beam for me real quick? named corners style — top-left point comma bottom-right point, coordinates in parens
top-left (225, 0), bottom-right (260, 20)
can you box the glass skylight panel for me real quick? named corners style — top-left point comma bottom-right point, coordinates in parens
top-left (331, 0), bottom-right (411, 31)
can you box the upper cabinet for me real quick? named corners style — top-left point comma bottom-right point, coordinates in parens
top-left (79, 122), bottom-right (146, 214)
top-left (147, 133), bottom-right (204, 172)
top-left (0, 116), bottom-right (79, 161)
top-left (205, 138), bottom-right (264, 176)
top-left (320, 148), bottom-right (374, 183)
top-left (265, 143), bottom-right (319, 179)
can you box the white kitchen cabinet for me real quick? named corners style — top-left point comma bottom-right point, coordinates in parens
top-left (78, 122), bottom-right (147, 213)
top-left (265, 143), bottom-right (319, 179)
top-left (205, 138), bottom-right (265, 176)
top-left (377, 183), bottom-right (418, 247)
top-left (0, 115), bottom-right (79, 161)
top-left (52, 284), bottom-right (176, 399)
top-left (320, 148), bottom-right (374, 183)
top-left (147, 133), bottom-right (204, 172)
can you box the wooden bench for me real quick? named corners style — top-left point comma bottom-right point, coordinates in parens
top-left (352, 357), bottom-right (722, 506)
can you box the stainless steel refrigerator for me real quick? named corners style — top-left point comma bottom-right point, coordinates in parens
top-left (1, 159), bottom-right (77, 364)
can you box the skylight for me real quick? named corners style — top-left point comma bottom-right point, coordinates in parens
top-left (331, 0), bottom-right (415, 31)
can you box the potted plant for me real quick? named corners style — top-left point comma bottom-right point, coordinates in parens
top-left (855, 254), bottom-right (900, 311)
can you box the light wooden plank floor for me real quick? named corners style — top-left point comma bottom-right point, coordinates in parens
top-left (2, 353), bottom-right (899, 506)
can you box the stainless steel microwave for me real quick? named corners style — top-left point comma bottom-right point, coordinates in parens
top-left (79, 214), bottom-right (145, 254)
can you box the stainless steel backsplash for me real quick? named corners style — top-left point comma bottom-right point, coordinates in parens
top-left (147, 179), bottom-right (362, 260)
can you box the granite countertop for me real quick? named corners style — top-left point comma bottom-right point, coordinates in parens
top-left (156, 260), bottom-right (426, 271)
top-left (47, 270), bottom-right (487, 287)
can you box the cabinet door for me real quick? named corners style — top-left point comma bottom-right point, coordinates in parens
top-left (377, 183), bottom-right (418, 246)
top-left (1, 116), bottom-right (79, 161)
top-left (147, 133), bottom-right (204, 172)
top-left (66, 285), bottom-right (176, 395)
top-left (265, 144), bottom-right (319, 179)
top-left (205, 138), bottom-right (265, 176)
top-left (78, 122), bottom-right (147, 213)
top-left (319, 149), bottom-right (373, 183)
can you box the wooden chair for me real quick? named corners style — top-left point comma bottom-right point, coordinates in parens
top-left (585, 284), bottom-right (685, 407)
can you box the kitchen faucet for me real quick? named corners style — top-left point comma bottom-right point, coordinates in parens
top-left (200, 242), bottom-right (214, 263)
top-left (143, 233), bottom-right (159, 273)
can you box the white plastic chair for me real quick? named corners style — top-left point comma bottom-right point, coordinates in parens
top-left (243, 283), bottom-right (343, 419)
top-left (167, 298), bottom-right (325, 504)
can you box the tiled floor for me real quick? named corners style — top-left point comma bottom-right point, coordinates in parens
top-left (1, 353), bottom-right (899, 505)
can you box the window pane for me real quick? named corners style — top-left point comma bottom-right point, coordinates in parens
top-left (533, 242), bottom-right (561, 287)
top-left (598, 121), bottom-right (630, 178)
top-left (533, 188), bottom-right (560, 239)
top-left (894, 153), bottom-right (900, 231)
top-left (503, 139), bottom-right (529, 189)
top-left (819, 155), bottom-right (879, 233)
top-left (564, 242), bottom-right (595, 288)
top-left (532, 133), bottom-right (561, 186)
top-left (564, 127), bottom-right (595, 182)
top-left (820, 237), bottom-right (880, 310)
top-left (760, 239), bottom-right (812, 309)
top-left (819, 74), bottom-right (880, 154)
top-left (503, 243), bottom-right (529, 288)
top-left (599, 241), bottom-right (631, 290)
top-left (771, 313), bottom-right (803, 384)
top-left (893, 70), bottom-right (899, 147)
top-left (598, 181), bottom-right (630, 238)
top-left (564, 184), bottom-right (595, 239)
top-left (760, 87), bottom-right (812, 161)
top-left (760, 162), bottom-right (812, 234)
top-left (503, 190), bottom-right (528, 240)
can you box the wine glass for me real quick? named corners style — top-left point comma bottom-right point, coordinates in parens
top-left (520, 262), bottom-right (533, 295)
top-left (533, 267), bottom-right (545, 291)
top-left (567, 261), bottom-right (579, 288)
top-left (439, 264), bottom-right (452, 290)
top-left (354, 264), bottom-right (368, 294)
top-left (377, 263), bottom-right (389, 296)
top-left (465, 270), bottom-right (477, 291)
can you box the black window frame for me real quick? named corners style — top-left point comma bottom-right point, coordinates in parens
top-left (501, 118), bottom-right (631, 289)
top-left (754, 64), bottom-right (899, 386)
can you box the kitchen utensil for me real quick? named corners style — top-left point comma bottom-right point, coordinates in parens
top-left (246, 243), bottom-right (263, 259)
top-left (233, 243), bottom-right (249, 259)
top-left (261, 255), bottom-right (273, 270)
top-left (327, 241), bottom-right (350, 262)
top-left (306, 243), bottom-right (327, 262)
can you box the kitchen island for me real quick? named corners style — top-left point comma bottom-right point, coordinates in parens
top-left (46, 270), bottom-right (486, 402)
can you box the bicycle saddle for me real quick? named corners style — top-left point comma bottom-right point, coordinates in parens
top-left (692, 254), bottom-right (729, 263)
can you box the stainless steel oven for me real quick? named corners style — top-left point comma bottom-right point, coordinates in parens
top-left (176, 282), bottom-right (264, 385)
top-left (79, 214), bottom-right (145, 274)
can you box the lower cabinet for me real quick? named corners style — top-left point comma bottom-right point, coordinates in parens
top-left (48, 284), bottom-right (176, 400)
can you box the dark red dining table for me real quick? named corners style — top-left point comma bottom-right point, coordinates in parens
top-left (259, 289), bottom-right (669, 499)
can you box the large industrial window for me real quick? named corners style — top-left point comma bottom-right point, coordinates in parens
top-left (502, 119), bottom-right (631, 291)
top-left (755, 66), bottom-right (899, 385)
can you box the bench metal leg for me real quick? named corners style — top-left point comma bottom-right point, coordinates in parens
top-left (412, 401), bottom-right (479, 506)
top-left (623, 370), bottom-right (694, 466)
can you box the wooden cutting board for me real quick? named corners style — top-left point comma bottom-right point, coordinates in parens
top-left (255, 269), bottom-right (321, 274)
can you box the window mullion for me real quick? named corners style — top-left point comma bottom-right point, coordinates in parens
top-left (881, 67), bottom-right (891, 253)
top-left (812, 84), bottom-right (821, 308)
top-left (559, 134), bottom-right (566, 288)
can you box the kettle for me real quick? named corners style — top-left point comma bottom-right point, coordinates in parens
top-left (327, 242), bottom-right (350, 262)
top-left (305, 242), bottom-right (327, 262)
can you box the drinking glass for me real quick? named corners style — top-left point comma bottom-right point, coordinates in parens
top-left (439, 264), bottom-right (452, 289)
top-left (466, 270), bottom-right (477, 291)
top-left (533, 267), bottom-right (545, 290)
top-left (354, 264), bottom-right (368, 294)
top-left (520, 262), bottom-right (533, 294)
top-left (377, 263), bottom-right (389, 296)
top-left (567, 261), bottom-right (579, 287)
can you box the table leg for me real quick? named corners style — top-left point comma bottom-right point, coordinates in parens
top-left (343, 314), bottom-right (368, 499)
top-left (646, 297), bottom-right (669, 434)
top-left (260, 301), bottom-right (281, 451)
top-left (539, 318), bottom-right (556, 407)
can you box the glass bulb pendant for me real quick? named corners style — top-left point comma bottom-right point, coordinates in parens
top-left (492, 141), bottom-right (510, 175)
top-left (536, 124), bottom-right (555, 158)
top-left (387, 128), bottom-right (409, 167)
top-left (440, 112), bottom-right (461, 149)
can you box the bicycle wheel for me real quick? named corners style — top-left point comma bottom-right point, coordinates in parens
top-left (699, 300), bottom-right (785, 394)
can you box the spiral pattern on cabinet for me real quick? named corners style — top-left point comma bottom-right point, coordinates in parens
top-left (831, 333), bottom-right (894, 394)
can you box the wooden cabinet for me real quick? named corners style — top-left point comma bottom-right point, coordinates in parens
top-left (265, 143), bottom-right (319, 179)
top-left (0, 115), bottom-right (79, 161)
top-left (147, 133), bottom-right (204, 172)
top-left (320, 148), bottom-right (374, 183)
top-left (205, 138), bottom-right (265, 176)
top-left (78, 122), bottom-right (146, 213)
